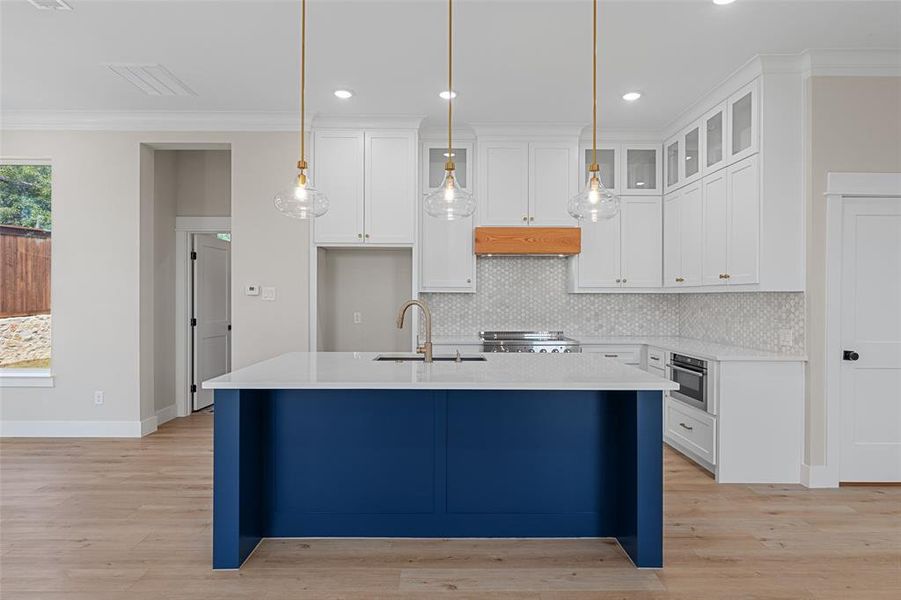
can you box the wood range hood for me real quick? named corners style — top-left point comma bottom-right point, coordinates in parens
top-left (474, 227), bottom-right (581, 256)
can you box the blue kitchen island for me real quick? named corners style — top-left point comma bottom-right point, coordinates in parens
top-left (204, 352), bottom-right (677, 569)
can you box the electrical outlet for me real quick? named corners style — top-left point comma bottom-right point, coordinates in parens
top-left (94, 391), bottom-right (104, 405)
top-left (353, 312), bottom-right (362, 324)
top-left (778, 329), bottom-right (793, 347)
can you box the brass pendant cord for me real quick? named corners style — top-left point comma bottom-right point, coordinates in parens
top-left (447, 0), bottom-right (454, 171)
top-left (591, 0), bottom-right (598, 171)
top-left (298, 0), bottom-right (307, 173)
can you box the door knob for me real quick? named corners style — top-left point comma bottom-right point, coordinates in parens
top-left (843, 350), bottom-right (860, 361)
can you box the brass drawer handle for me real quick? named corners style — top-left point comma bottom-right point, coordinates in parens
top-left (675, 277), bottom-right (685, 283)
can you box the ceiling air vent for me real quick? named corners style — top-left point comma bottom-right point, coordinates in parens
top-left (106, 64), bottom-right (197, 97)
top-left (27, 0), bottom-right (72, 9)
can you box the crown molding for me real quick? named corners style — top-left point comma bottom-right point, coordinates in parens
top-left (311, 114), bottom-right (425, 130)
top-left (0, 110), bottom-right (314, 132)
top-left (801, 48), bottom-right (901, 78)
top-left (470, 122), bottom-right (587, 139)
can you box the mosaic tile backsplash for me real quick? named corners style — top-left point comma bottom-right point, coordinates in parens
top-left (422, 257), bottom-right (805, 354)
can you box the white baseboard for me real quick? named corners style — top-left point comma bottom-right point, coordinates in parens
top-left (801, 462), bottom-right (839, 488)
top-left (155, 404), bottom-right (178, 426)
top-left (1, 419), bottom-right (148, 438)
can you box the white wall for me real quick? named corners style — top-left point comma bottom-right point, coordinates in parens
top-left (152, 150), bottom-right (178, 415)
top-left (0, 131), bottom-right (309, 435)
top-left (317, 248), bottom-right (413, 352)
top-left (806, 76), bottom-right (901, 465)
top-left (175, 150), bottom-right (231, 217)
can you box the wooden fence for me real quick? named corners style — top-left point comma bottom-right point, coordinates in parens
top-left (0, 225), bottom-right (51, 318)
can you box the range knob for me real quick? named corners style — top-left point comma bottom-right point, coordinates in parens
top-left (539, 348), bottom-right (547, 353)
top-left (551, 348), bottom-right (560, 353)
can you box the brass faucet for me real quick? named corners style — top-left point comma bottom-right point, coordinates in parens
top-left (396, 299), bottom-right (433, 363)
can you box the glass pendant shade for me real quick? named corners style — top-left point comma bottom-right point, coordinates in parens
top-left (273, 176), bottom-right (329, 219)
top-left (424, 170), bottom-right (475, 220)
top-left (567, 174), bottom-right (620, 222)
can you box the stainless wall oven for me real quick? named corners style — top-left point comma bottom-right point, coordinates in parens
top-left (667, 353), bottom-right (708, 412)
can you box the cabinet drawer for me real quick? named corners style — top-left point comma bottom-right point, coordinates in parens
top-left (647, 347), bottom-right (665, 369)
top-left (582, 346), bottom-right (640, 365)
top-left (665, 397), bottom-right (716, 465)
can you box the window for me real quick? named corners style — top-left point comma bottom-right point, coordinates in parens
top-left (0, 163), bottom-right (52, 370)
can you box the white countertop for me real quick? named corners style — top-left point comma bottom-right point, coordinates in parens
top-left (203, 352), bottom-right (679, 391)
top-left (430, 335), bottom-right (807, 362)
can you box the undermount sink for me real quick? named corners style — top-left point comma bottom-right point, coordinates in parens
top-left (373, 354), bottom-right (487, 362)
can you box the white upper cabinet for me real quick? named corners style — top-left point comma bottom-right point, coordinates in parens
top-left (572, 213), bottom-right (621, 288)
top-left (728, 80), bottom-right (759, 163)
top-left (620, 197), bottom-right (662, 288)
top-left (313, 130), bottom-right (365, 244)
top-left (313, 128), bottom-right (417, 245)
top-left (529, 142), bottom-right (577, 226)
top-left (623, 145), bottom-right (660, 195)
top-left (419, 142), bottom-right (475, 292)
top-left (701, 155), bottom-right (759, 286)
top-left (365, 131), bottom-right (417, 244)
top-left (701, 168), bottom-right (728, 285)
top-left (664, 136), bottom-right (680, 193)
top-left (682, 123), bottom-right (702, 186)
top-left (478, 138), bottom-right (577, 226)
top-left (569, 197), bottom-right (662, 290)
top-left (478, 141), bottom-right (529, 225)
top-left (581, 146), bottom-right (618, 193)
top-left (725, 155), bottom-right (759, 284)
top-left (664, 182), bottom-right (702, 288)
top-left (702, 103), bottom-right (727, 175)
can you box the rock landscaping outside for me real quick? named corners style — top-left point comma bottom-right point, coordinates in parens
top-left (0, 314), bottom-right (51, 368)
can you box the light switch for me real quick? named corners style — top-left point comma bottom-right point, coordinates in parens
top-left (262, 286), bottom-right (276, 301)
top-left (245, 284), bottom-right (260, 296)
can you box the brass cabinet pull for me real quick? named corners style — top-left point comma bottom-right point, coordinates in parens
top-left (622, 278), bottom-right (627, 283)
top-left (522, 216), bottom-right (528, 222)
top-left (615, 279), bottom-right (621, 283)
top-left (357, 233), bottom-right (363, 239)
top-left (675, 277), bottom-right (685, 283)
top-left (364, 234), bottom-right (370, 239)
top-left (529, 216), bottom-right (535, 222)
top-left (724, 273), bottom-right (730, 279)
top-left (679, 422), bottom-right (694, 432)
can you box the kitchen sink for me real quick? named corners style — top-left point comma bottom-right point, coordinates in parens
top-left (373, 354), bottom-right (487, 362)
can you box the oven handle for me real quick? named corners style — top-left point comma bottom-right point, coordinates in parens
top-left (666, 363), bottom-right (707, 375)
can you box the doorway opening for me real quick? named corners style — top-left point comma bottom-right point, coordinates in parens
top-left (191, 232), bottom-right (231, 411)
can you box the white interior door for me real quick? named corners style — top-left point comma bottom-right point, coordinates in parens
top-left (840, 198), bottom-right (901, 482)
top-left (193, 234), bottom-right (231, 411)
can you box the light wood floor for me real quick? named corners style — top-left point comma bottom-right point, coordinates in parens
top-left (1, 413), bottom-right (898, 600)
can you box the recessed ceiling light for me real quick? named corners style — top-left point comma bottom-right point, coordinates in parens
top-left (439, 90), bottom-right (457, 100)
top-left (713, 0), bottom-right (736, 5)
top-left (622, 92), bottom-right (642, 102)
top-left (27, 0), bottom-right (72, 9)
top-left (333, 89), bottom-right (354, 99)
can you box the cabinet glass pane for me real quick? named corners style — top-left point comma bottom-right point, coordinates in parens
top-left (429, 147), bottom-right (467, 188)
top-left (626, 149), bottom-right (656, 190)
top-left (684, 128), bottom-right (699, 178)
top-left (666, 141), bottom-right (679, 187)
top-left (585, 148), bottom-right (615, 189)
top-left (732, 92), bottom-right (753, 155)
top-left (706, 111), bottom-right (723, 167)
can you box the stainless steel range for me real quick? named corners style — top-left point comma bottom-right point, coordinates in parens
top-left (480, 331), bottom-right (581, 353)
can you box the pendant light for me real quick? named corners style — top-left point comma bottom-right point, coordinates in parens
top-left (567, 0), bottom-right (620, 222)
top-left (274, 0), bottom-right (328, 219)
top-left (424, 0), bottom-right (475, 220)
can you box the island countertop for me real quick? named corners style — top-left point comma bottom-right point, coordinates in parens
top-left (203, 351), bottom-right (679, 391)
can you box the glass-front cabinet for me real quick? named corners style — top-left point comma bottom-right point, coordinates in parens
top-left (623, 145), bottom-right (660, 195)
top-left (419, 141), bottom-right (475, 293)
top-left (702, 103), bottom-right (726, 175)
top-left (682, 124), bottom-right (701, 185)
top-left (728, 80), bottom-right (758, 163)
top-left (664, 136), bottom-right (680, 193)
top-left (582, 147), bottom-right (617, 192)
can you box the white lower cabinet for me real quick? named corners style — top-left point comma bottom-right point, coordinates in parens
top-left (569, 197), bottom-right (662, 290)
top-left (581, 345), bottom-right (641, 365)
top-left (665, 396), bottom-right (716, 469)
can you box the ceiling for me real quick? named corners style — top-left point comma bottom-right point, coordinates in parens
top-left (2, 0), bottom-right (899, 131)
